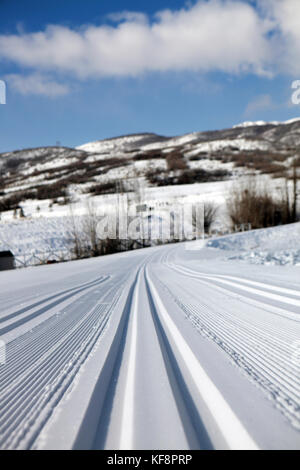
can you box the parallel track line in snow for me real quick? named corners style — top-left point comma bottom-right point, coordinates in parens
top-left (0, 278), bottom-right (116, 392)
top-left (0, 276), bottom-right (110, 336)
top-left (144, 271), bottom-right (213, 449)
top-left (0, 278), bottom-right (124, 449)
top-left (88, 269), bottom-right (142, 450)
top-left (0, 275), bottom-right (107, 324)
top-left (94, 263), bottom-right (212, 449)
top-left (145, 269), bottom-right (259, 450)
top-left (0, 303), bottom-right (110, 448)
top-left (170, 262), bottom-right (300, 299)
top-left (213, 274), bottom-right (300, 298)
top-left (158, 273), bottom-right (300, 429)
top-left (118, 270), bottom-right (140, 449)
top-left (168, 264), bottom-right (300, 321)
top-left (1, 245), bottom-right (299, 450)
top-left (168, 264), bottom-right (300, 308)
top-left (166, 276), bottom-right (299, 356)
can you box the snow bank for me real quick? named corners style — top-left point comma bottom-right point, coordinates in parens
top-left (207, 223), bottom-right (300, 266)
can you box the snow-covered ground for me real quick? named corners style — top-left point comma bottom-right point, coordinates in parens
top-left (0, 233), bottom-right (299, 450)
top-left (0, 179), bottom-right (231, 261)
top-left (0, 216), bottom-right (75, 260)
top-left (207, 222), bottom-right (300, 266)
top-left (184, 138), bottom-right (270, 155)
top-left (0, 175), bottom-right (297, 268)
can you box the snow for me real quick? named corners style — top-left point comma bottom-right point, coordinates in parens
top-left (0, 238), bottom-right (299, 449)
top-left (1, 122), bottom-right (300, 450)
top-left (147, 272), bottom-right (258, 450)
top-left (140, 133), bottom-right (199, 150)
top-left (0, 147), bottom-right (66, 167)
top-left (184, 138), bottom-right (269, 155)
top-left (283, 117), bottom-right (300, 125)
top-left (0, 174), bottom-right (294, 267)
top-left (233, 121), bottom-right (278, 128)
top-left (0, 216), bottom-right (75, 263)
top-left (22, 156), bottom-right (79, 176)
top-left (189, 158), bottom-right (236, 173)
top-left (76, 134), bottom-right (156, 154)
top-left (207, 222), bottom-right (300, 266)
top-left (233, 117), bottom-right (300, 128)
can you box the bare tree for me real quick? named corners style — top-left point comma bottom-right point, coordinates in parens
top-left (227, 176), bottom-right (292, 229)
top-left (282, 177), bottom-right (291, 224)
top-left (279, 156), bottom-right (299, 225)
top-left (84, 198), bottom-right (101, 256)
top-left (282, 133), bottom-right (300, 223)
top-left (204, 202), bottom-right (218, 234)
top-left (69, 203), bottom-right (85, 259)
top-left (291, 157), bottom-right (299, 222)
top-left (192, 201), bottom-right (218, 235)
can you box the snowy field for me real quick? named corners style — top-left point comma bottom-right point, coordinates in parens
top-left (0, 179), bottom-right (232, 261)
top-left (0, 176), bottom-right (293, 265)
top-left (0, 223), bottom-right (299, 450)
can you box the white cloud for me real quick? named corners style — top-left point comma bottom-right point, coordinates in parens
top-left (5, 73), bottom-right (69, 97)
top-left (0, 1), bottom-right (272, 80)
top-left (0, 0), bottom-right (299, 98)
top-left (258, 0), bottom-right (300, 74)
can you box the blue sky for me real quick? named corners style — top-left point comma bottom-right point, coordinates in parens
top-left (0, 0), bottom-right (300, 152)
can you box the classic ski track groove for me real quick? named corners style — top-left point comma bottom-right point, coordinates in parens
top-left (0, 248), bottom-right (299, 450)
top-left (161, 261), bottom-right (300, 430)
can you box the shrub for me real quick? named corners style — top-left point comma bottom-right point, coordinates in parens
top-left (0, 190), bottom-right (35, 211)
top-left (5, 157), bottom-right (23, 171)
top-left (166, 151), bottom-right (188, 171)
top-left (36, 182), bottom-right (67, 200)
top-left (146, 168), bottom-right (230, 186)
top-left (227, 177), bottom-right (292, 229)
top-left (89, 182), bottom-right (116, 195)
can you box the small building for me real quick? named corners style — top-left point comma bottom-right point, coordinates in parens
top-left (0, 251), bottom-right (15, 271)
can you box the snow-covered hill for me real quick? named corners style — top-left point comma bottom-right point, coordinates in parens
top-left (0, 119), bottom-right (299, 265)
top-left (1, 118), bottom-right (300, 214)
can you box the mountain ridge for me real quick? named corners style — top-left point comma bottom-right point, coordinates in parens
top-left (1, 119), bottom-right (299, 212)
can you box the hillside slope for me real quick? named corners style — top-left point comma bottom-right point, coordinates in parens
top-left (1, 119), bottom-right (299, 211)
